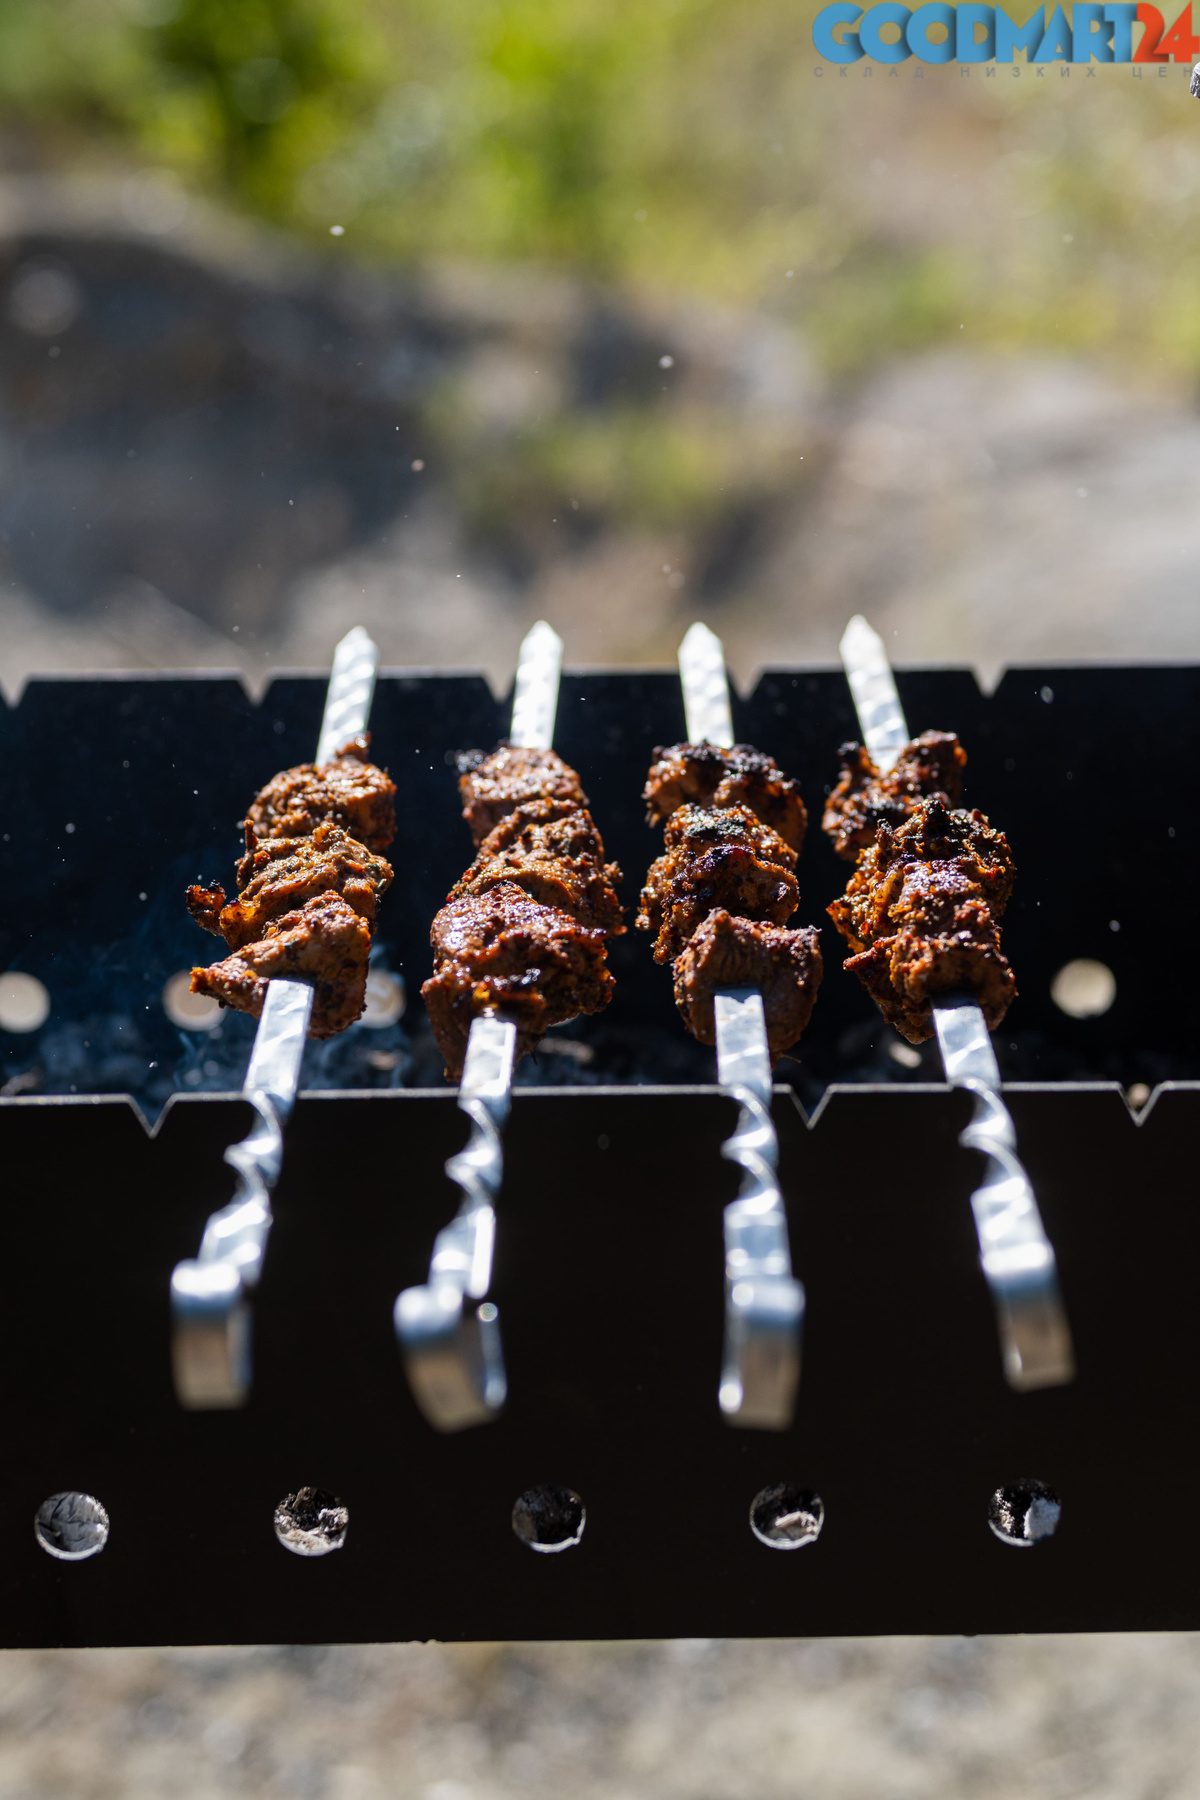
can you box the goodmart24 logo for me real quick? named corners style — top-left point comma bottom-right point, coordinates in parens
top-left (813, 1), bottom-right (1200, 62)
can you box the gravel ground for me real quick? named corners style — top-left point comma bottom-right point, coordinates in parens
top-left (2, 1634), bottom-right (1199, 1799)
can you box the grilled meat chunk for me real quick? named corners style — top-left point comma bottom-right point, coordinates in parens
top-left (637, 803), bottom-right (798, 964)
top-left (190, 892), bottom-right (373, 1038)
top-left (186, 824), bottom-right (392, 951)
top-left (477, 797), bottom-right (607, 865)
top-left (673, 910), bottom-right (824, 1059)
top-left (244, 735), bottom-right (396, 855)
top-left (188, 740), bottom-right (394, 1039)
top-left (458, 745), bottom-right (587, 846)
top-left (644, 742), bottom-right (807, 852)
top-left (422, 884), bottom-right (614, 1078)
top-left (451, 850), bottom-right (623, 936)
top-left (828, 797), bottom-right (1016, 1042)
top-left (822, 731), bottom-right (965, 861)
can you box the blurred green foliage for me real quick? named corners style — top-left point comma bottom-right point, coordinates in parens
top-left (1, 0), bottom-right (1198, 390)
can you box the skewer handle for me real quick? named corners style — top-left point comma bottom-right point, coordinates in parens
top-left (839, 616), bottom-right (908, 775)
top-left (395, 1014), bottom-right (515, 1430)
top-left (315, 626), bottom-right (379, 766)
top-left (509, 621), bottom-right (563, 751)
top-left (171, 978), bottom-right (314, 1408)
top-left (679, 622), bottom-right (735, 748)
top-left (714, 990), bottom-right (803, 1430)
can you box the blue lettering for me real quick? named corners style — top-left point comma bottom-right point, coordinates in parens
top-left (813, 3), bottom-right (866, 62)
top-left (1034, 3), bottom-right (1073, 55)
top-left (860, 2), bottom-right (914, 58)
top-left (1073, 2), bottom-right (1115, 56)
top-left (908, 1), bottom-right (956, 58)
top-left (1104, 3), bottom-right (1138, 56)
top-left (996, 6), bottom-right (1045, 58)
top-left (958, 3), bottom-right (997, 58)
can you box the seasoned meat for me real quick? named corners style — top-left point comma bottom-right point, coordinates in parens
top-left (190, 893), bottom-right (373, 1038)
top-left (458, 745), bottom-right (587, 846)
top-left (189, 824), bottom-right (392, 951)
top-left (422, 884), bottom-right (614, 1078)
top-left (673, 910), bottom-right (824, 1059)
top-left (188, 740), bottom-right (394, 1040)
top-left (636, 804), bottom-right (798, 964)
top-left (644, 742), bottom-right (807, 852)
top-left (828, 797), bottom-right (1016, 1042)
top-left (451, 850), bottom-right (623, 936)
top-left (244, 735), bottom-right (396, 855)
top-left (822, 731), bottom-right (965, 861)
top-left (478, 798), bottom-right (608, 866)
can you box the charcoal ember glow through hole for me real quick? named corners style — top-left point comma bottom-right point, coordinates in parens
top-left (273, 1487), bottom-right (349, 1557)
top-left (361, 969), bottom-right (405, 1028)
top-left (988, 1479), bottom-right (1061, 1547)
top-left (1051, 959), bottom-right (1116, 1019)
top-left (0, 973), bottom-right (50, 1034)
top-left (749, 1483), bottom-right (825, 1550)
top-left (512, 1485), bottom-right (586, 1553)
top-left (34, 1491), bottom-right (109, 1561)
top-left (162, 970), bottom-right (222, 1032)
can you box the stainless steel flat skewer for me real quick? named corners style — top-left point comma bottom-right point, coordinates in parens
top-left (171, 625), bottom-right (380, 1410)
top-left (839, 614), bottom-right (1075, 1391)
top-left (395, 620), bottom-right (563, 1431)
top-left (678, 621), bottom-right (804, 1430)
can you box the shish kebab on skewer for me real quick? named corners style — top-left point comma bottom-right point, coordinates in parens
top-left (396, 622), bottom-right (624, 1432)
top-left (830, 615), bottom-right (1074, 1392)
top-left (171, 626), bottom-right (389, 1409)
top-left (637, 622), bottom-right (822, 1429)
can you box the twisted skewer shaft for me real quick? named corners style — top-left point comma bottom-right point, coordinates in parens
top-left (171, 626), bottom-right (379, 1409)
top-left (839, 615), bottom-right (1075, 1391)
top-left (395, 621), bottom-right (564, 1431)
top-left (678, 622), bottom-right (803, 1429)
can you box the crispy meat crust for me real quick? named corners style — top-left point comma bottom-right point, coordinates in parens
top-left (636, 803), bottom-right (798, 965)
top-left (188, 739), bottom-right (395, 1038)
top-left (457, 746), bottom-right (587, 846)
top-left (827, 797), bottom-right (1016, 1042)
top-left (673, 910), bottom-right (823, 1058)
top-left (643, 742), bottom-right (807, 852)
top-left (190, 893), bottom-right (373, 1039)
top-left (244, 734), bottom-right (396, 855)
top-left (822, 731), bottom-right (965, 861)
top-left (421, 884), bottom-right (614, 1078)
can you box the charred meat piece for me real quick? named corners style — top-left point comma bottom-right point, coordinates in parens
top-left (244, 735), bottom-right (396, 855)
top-left (451, 850), bottom-right (623, 937)
top-left (458, 746), bottom-right (587, 846)
top-left (191, 893), bottom-right (373, 1039)
top-left (478, 797), bottom-right (608, 866)
top-left (637, 804), bottom-right (798, 965)
top-left (422, 884), bottom-right (614, 1079)
top-left (673, 910), bottom-right (823, 1059)
top-left (187, 824), bottom-right (392, 951)
top-left (188, 740), bottom-right (394, 1039)
top-left (644, 742), bottom-right (807, 852)
top-left (822, 731), bottom-right (965, 861)
top-left (827, 797), bottom-right (1016, 1042)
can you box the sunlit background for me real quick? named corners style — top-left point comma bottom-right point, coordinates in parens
top-left (2, 2), bottom-right (1199, 1792)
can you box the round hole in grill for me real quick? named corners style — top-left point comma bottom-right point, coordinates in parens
top-left (749, 1483), bottom-right (824, 1550)
top-left (512, 1485), bottom-right (585, 1554)
top-left (361, 969), bottom-right (405, 1028)
top-left (1050, 959), bottom-right (1116, 1019)
top-left (34, 1491), bottom-right (109, 1561)
top-left (163, 971), bottom-right (222, 1032)
top-left (988, 1479), bottom-right (1061, 1547)
top-left (273, 1487), bottom-right (349, 1558)
top-left (0, 973), bottom-right (50, 1034)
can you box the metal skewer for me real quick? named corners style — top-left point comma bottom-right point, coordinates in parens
top-left (839, 614), bottom-right (1075, 1391)
top-left (394, 620), bottom-right (564, 1431)
top-left (678, 622), bottom-right (804, 1430)
top-left (170, 625), bottom-right (380, 1410)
